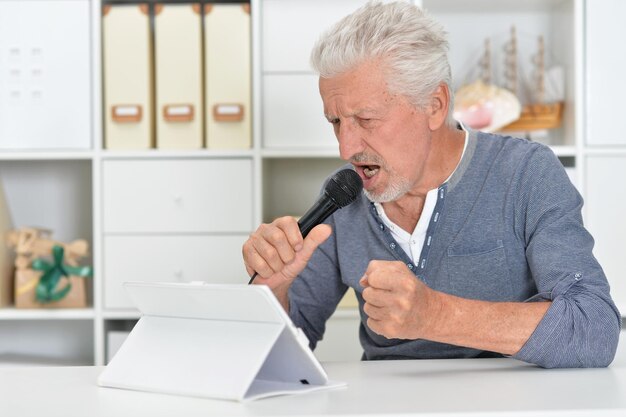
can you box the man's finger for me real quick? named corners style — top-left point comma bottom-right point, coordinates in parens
top-left (363, 301), bottom-right (386, 320)
top-left (246, 249), bottom-right (275, 279)
top-left (362, 286), bottom-right (394, 308)
top-left (274, 216), bottom-right (304, 252)
top-left (242, 240), bottom-right (275, 278)
top-left (359, 274), bottom-right (369, 288)
top-left (364, 272), bottom-right (397, 291)
top-left (365, 261), bottom-right (409, 290)
top-left (250, 236), bottom-right (285, 274)
top-left (366, 317), bottom-right (387, 338)
top-left (263, 226), bottom-right (298, 266)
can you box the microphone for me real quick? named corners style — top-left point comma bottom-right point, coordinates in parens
top-left (248, 168), bottom-right (363, 284)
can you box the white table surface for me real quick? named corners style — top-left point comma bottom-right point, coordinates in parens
top-left (2, 332), bottom-right (626, 417)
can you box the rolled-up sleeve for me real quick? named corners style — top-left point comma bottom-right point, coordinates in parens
top-left (511, 145), bottom-right (621, 368)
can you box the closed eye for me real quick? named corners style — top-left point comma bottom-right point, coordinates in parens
top-left (358, 117), bottom-right (375, 128)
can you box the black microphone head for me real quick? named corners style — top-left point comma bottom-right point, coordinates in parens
top-left (324, 169), bottom-right (363, 208)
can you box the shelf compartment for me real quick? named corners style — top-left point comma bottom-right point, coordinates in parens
top-left (424, 0), bottom-right (577, 148)
top-left (262, 157), bottom-right (346, 223)
top-left (0, 319), bottom-right (93, 366)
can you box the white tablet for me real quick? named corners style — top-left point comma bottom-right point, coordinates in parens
top-left (98, 281), bottom-right (344, 401)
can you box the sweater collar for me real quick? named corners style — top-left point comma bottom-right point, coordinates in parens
top-left (446, 125), bottom-right (478, 193)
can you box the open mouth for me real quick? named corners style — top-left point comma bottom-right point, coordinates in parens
top-left (353, 164), bottom-right (381, 180)
top-left (363, 165), bottom-right (380, 178)
top-left (351, 154), bottom-right (384, 183)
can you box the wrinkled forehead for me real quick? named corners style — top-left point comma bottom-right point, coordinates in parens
top-left (319, 76), bottom-right (417, 122)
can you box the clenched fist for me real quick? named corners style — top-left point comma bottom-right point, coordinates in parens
top-left (360, 260), bottom-right (440, 340)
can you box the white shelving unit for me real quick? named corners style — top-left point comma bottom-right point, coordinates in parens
top-left (0, 0), bottom-right (623, 367)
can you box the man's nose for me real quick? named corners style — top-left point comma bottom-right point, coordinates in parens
top-left (337, 121), bottom-right (364, 160)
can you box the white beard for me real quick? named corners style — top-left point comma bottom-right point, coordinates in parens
top-left (351, 152), bottom-right (412, 203)
top-left (364, 174), bottom-right (412, 203)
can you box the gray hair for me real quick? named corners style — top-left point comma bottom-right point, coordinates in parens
top-left (310, 1), bottom-right (455, 126)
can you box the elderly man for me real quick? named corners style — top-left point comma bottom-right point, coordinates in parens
top-left (243, 1), bottom-right (620, 368)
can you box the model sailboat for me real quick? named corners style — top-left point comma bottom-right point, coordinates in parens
top-left (454, 27), bottom-right (564, 134)
top-left (500, 28), bottom-right (564, 131)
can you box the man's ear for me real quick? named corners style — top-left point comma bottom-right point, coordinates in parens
top-left (427, 83), bottom-right (450, 131)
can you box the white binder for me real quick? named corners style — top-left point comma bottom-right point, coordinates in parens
top-left (154, 4), bottom-right (203, 149)
top-left (102, 4), bottom-right (153, 149)
top-left (204, 4), bottom-right (252, 149)
top-left (98, 282), bottom-right (345, 401)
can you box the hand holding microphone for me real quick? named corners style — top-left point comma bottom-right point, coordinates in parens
top-left (243, 169), bottom-right (363, 289)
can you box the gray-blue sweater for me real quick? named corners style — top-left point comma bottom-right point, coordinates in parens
top-left (288, 129), bottom-right (621, 368)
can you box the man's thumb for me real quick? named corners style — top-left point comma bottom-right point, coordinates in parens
top-left (299, 224), bottom-right (332, 261)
